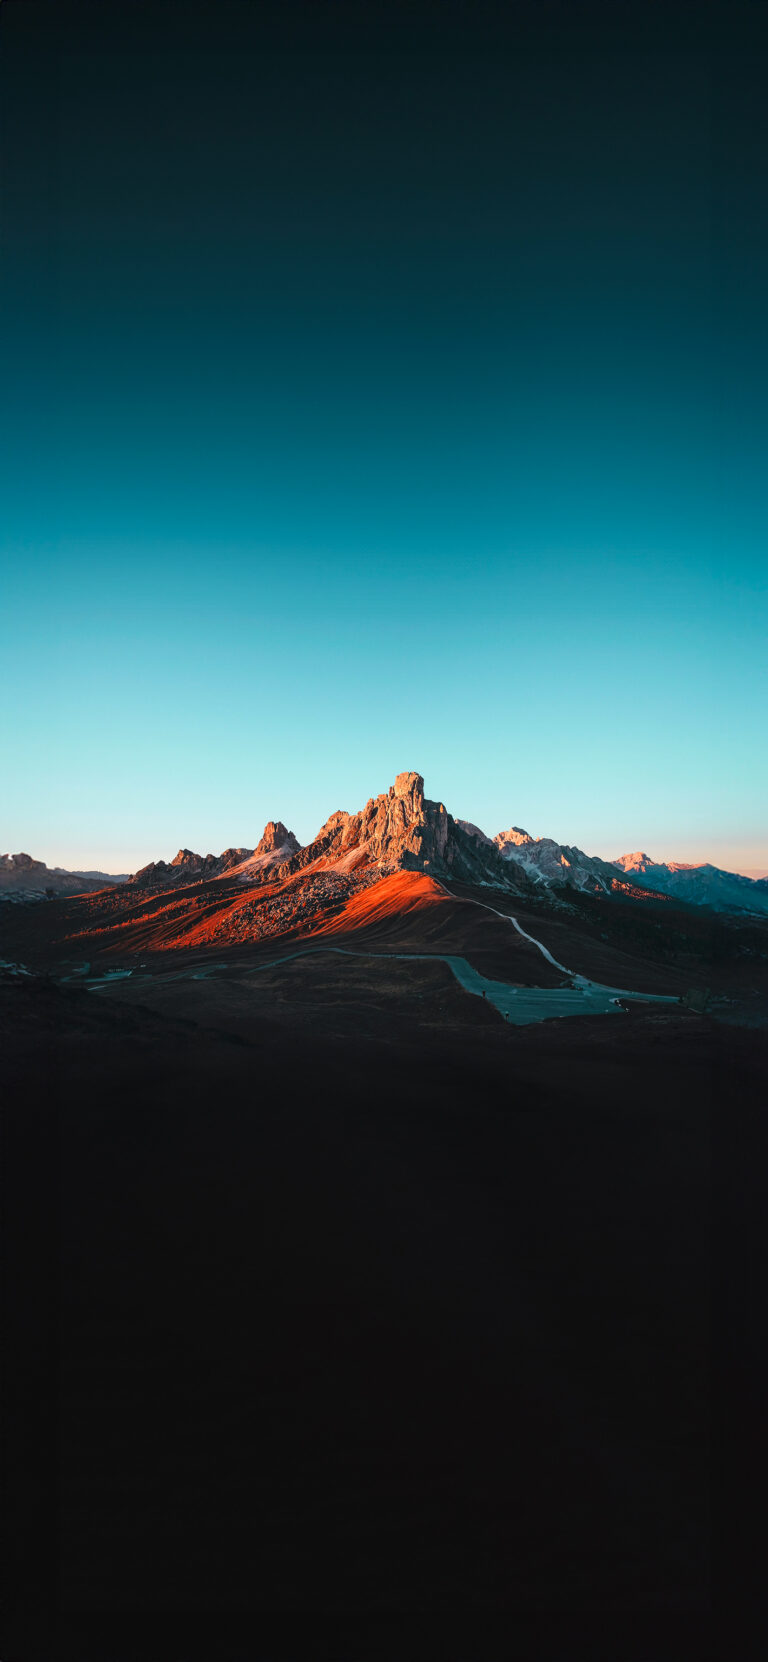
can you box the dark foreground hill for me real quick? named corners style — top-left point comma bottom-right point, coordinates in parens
top-left (4, 881), bottom-right (768, 1659)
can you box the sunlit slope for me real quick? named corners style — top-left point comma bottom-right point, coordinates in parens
top-left (62, 880), bottom-right (260, 954)
top-left (305, 871), bottom-right (444, 935)
top-left (303, 871), bottom-right (564, 984)
top-left (11, 866), bottom-right (562, 986)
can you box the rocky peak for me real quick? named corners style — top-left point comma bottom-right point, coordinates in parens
top-left (256, 821), bottom-right (300, 856)
top-left (132, 847), bottom-right (220, 888)
top-left (392, 771), bottom-right (425, 806)
top-left (171, 848), bottom-right (203, 868)
top-left (496, 827), bottom-right (620, 895)
top-left (495, 827), bottom-right (534, 850)
top-left (614, 852), bottom-right (654, 871)
top-left (130, 831), bottom-right (298, 890)
top-left (320, 810), bottom-right (350, 834)
top-left (274, 770), bottom-right (524, 889)
top-left (2, 852), bottom-right (43, 872)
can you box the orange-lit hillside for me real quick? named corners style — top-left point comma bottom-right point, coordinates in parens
top-left (17, 861), bottom-right (548, 985)
top-left (611, 877), bottom-right (673, 903)
top-left (305, 870), bottom-right (447, 937)
top-left (60, 872), bottom-right (353, 957)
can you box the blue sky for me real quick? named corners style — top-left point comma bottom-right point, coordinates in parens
top-left (2, 4), bottom-right (766, 874)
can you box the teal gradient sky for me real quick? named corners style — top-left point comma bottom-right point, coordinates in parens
top-left (2, 3), bottom-right (766, 874)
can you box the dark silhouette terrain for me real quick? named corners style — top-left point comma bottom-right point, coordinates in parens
top-left (3, 868), bottom-right (767, 1657)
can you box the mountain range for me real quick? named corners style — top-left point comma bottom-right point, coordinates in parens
top-left (4, 770), bottom-right (767, 915)
top-left (612, 850), bottom-right (768, 912)
top-left (0, 852), bottom-right (130, 898)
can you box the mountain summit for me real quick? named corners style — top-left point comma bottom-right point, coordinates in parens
top-left (256, 821), bottom-right (300, 857)
top-left (276, 771), bottom-right (513, 886)
top-left (494, 829), bottom-right (619, 895)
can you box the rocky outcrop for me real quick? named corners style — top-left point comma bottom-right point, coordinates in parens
top-left (255, 821), bottom-right (300, 857)
top-left (131, 848), bottom-right (221, 888)
top-left (171, 848), bottom-right (205, 871)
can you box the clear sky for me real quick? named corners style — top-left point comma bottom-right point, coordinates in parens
top-left (2, 2), bottom-right (766, 875)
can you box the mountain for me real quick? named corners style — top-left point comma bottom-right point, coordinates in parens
top-left (6, 769), bottom-right (768, 1019)
top-left (494, 828), bottom-right (620, 896)
top-left (57, 868), bottom-right (132, 882)
top-left (491, 829), bottom-right (768, 914)
top-left (274, 772), bottom-right (524, 889)
top-left (130, 846), bottom-right (250, 889)
top-left (613, 853), bottom-right (768, 915)
top-left (256, 820), bottom-right (300, 857)
top-left (129, 822), bottom-right (301, 889)
top-left (120, 773), bottom-right (529, 906)
top-left (0, 853), bottom-right (128, 897)
top-left (13, 772), bottom-right (766, 917)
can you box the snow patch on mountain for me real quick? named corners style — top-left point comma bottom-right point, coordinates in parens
top-left (493, 830), bottom-right (617, 895)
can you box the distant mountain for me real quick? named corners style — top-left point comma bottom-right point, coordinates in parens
top-left (54, 866), bottom-right (132, 882)
top-left (0, 853), bottom-right (128, 897)
top-left (613, 852), bottom-right (768, 915)
top-left (494, 828), bottom-right (620, 896)
top-left (489, 830), bottom-right (768, 915)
